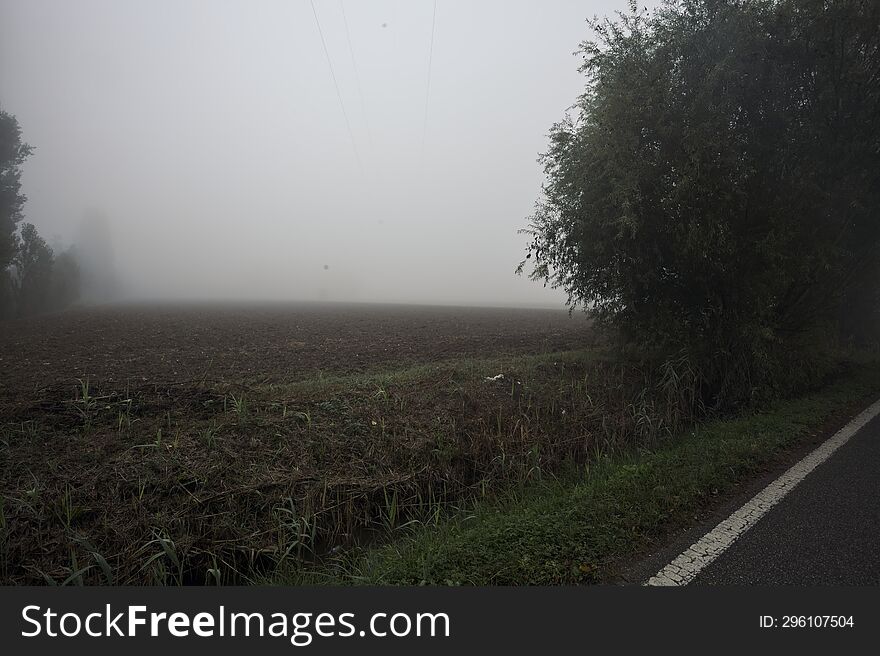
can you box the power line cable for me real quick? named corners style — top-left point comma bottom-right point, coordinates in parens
top-left (421, 0), bottom-right (437, 157)
top-left (339, 0), bottom-right (373, 151)
top-left (310, 0), bottom-right (362, 172)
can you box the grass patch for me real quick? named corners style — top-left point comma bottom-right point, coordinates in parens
top-left (337, 361), bottom-right (880, 585)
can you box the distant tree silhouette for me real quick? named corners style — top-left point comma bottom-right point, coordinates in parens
top-left (14, 223), bottom-right (55, 316)
top-left (50, 248), bottom-right (81, 311)
top-left (74, 210), bottom-right (120, 303)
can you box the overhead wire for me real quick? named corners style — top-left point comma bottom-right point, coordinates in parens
top-left (339, 0), bottom-right (373, 152)
top-left (421, 0), bottom-right (438, 158)
top-left (309, 0), bottom-right (363, 172)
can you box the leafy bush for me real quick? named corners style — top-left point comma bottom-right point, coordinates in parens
top-left (521, 0), bottom-right (880, 407)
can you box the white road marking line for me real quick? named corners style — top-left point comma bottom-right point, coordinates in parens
top-left (646, 397), bottom-right (880, 586)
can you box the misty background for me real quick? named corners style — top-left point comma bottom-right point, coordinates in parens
top-left (0, 0), bottom-right (654, 307)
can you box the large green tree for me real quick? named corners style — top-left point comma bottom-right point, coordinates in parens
top-left (1, 110), bottom-right (81, 318)
top-left (1, 110), bottom-right (33, 270)
top-left (1, 110), bottom-right (34, 316)
top-left (521, 0), bottom-right (880, 406)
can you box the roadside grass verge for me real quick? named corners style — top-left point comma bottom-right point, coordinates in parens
top-left (334, 361), bottom-right (880, 585)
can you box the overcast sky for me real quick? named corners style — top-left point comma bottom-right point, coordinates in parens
top-left (1, 0), bottom-right (652, 307)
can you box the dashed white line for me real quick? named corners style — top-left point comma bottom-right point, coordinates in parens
top-left (646, 397), bottom-right (880, 586)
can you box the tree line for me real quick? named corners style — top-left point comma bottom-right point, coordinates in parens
top-left (1, 109), bottom-right (81, 320)
top-left (521, 0), bottom-right (880, 408)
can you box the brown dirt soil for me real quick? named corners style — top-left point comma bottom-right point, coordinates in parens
top-left (0, 302), bottom-right (590, 395)
top-left (1, 302), bottom-right (607, 585)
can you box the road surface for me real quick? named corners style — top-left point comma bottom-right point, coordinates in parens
top-left (646, 403), bottom-right (880, 585)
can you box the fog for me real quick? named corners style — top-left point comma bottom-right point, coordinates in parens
top-left (1, 0), bottom-right (652, 308)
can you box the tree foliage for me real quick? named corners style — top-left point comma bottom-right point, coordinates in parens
top-left (521, 0), bottom-right (880, 405)
top-left (1, 109), bottom-right (33, 270)
top-left (1, 110), bottom-right (80, 319)
top-left (1, 109), bottom-right (34, 316)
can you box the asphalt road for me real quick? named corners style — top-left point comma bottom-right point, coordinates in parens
top-left (691, 414), bottom-right (880, 585)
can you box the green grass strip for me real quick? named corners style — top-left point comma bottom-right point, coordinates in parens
top-left (344, 362), bottom-right (880, 585)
